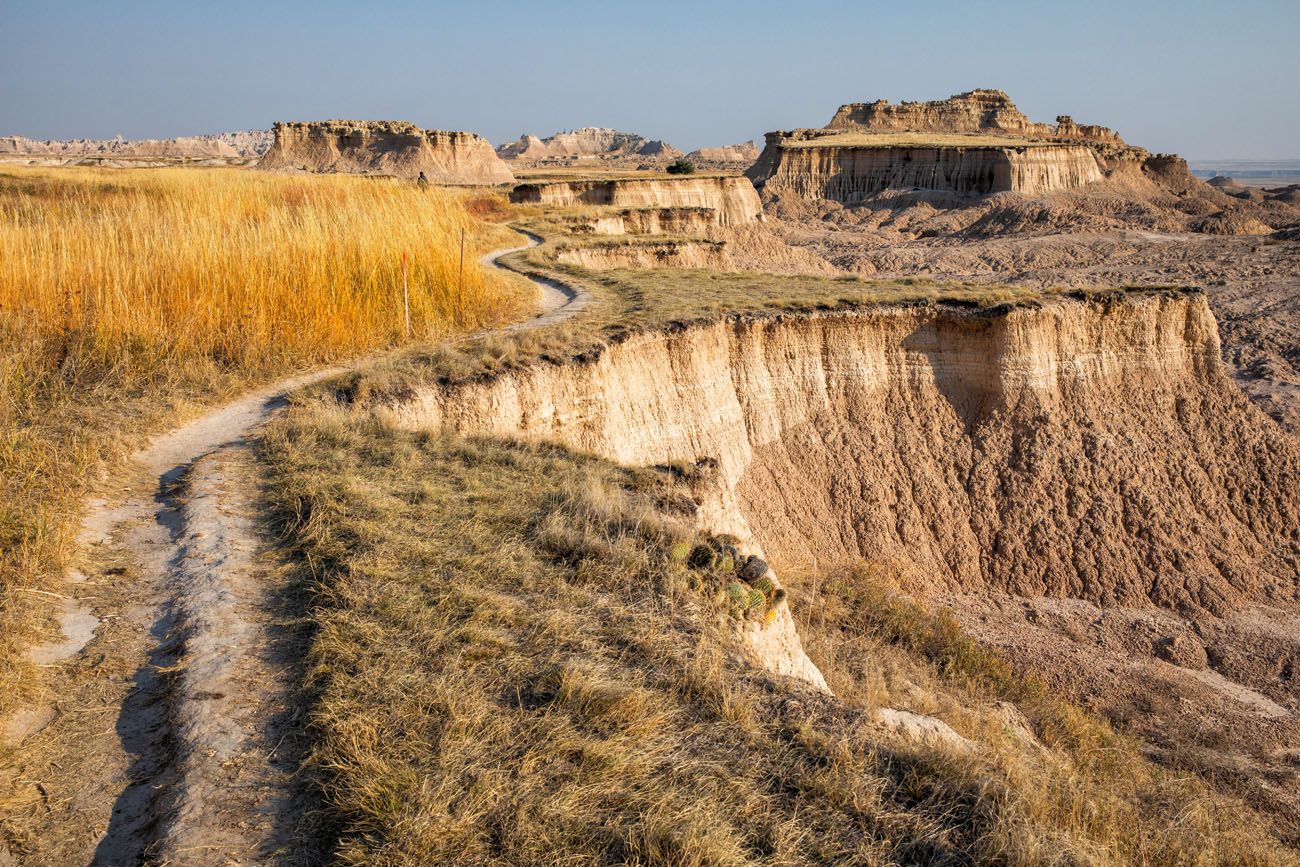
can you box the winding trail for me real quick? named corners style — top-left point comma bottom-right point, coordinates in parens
top-left (6, 233), bottom-right (585, 866)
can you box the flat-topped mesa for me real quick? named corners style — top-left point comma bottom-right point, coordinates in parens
top-left (509, 176), bottom-right (763, 226)
top-left (747, 90), bottom-right (1151, 202)
top-left (258, 120), bottom-right (514, 185)
top-left (496, 127), bottom-right (682, 163)
top-left (827, 89), bottom-right (1125, 146)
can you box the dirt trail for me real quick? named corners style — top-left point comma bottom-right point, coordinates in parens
top-left (1, 234), bottom-right (585, 866)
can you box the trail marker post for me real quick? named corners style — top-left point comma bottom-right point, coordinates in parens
top-left (402, 252), bottom-right (410, 338)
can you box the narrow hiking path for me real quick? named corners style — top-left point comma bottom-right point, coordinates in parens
top-left (1, 233), bottom-right (586, 866)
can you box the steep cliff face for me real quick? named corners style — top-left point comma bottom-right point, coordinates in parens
top-left (568, 207), bottom-right (720, 236)
top-left (748, 138), bottom-right (1103, 200)
top-left (509, 177), bottom-right (763, 225)
top-left (496, 127), bottom-right (681, 163)
top-left (258, 121), bottom-right (513, 184)
top-left (381, 290), bottom-right (1300, 681)
top-left (827, 89), bottom-right (1125, 146)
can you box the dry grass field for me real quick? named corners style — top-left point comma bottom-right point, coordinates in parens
top-left (0, 167), bottom-right (525, 719)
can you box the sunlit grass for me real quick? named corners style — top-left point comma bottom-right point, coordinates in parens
top-left (0, 166), bottom-right (526, 718)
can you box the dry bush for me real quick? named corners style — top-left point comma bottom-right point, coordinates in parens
top-left (0, 166), bottom-right (525, 719)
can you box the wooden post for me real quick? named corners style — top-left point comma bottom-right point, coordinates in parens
top-left (402, 252), bottom-right (410, 338)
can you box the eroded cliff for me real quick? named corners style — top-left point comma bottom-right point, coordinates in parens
top-left (509, 176), bottom-right (763, 226)
top-left (380, 289), bottom-right (1300, 683)
top-left (748, 139), bottom-right (1104, 200)
top-left (258, 120), bottom-right (513, 184)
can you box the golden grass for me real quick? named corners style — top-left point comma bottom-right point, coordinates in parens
top-left (0, 167), bottom-right (526, 720)
top-left (259, 401), bottom-right (1299, 865)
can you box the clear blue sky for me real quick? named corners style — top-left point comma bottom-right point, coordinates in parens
top-left (2, 0), bottom-right (1297, 159)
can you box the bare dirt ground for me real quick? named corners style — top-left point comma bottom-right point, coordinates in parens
top-left (0, 237), bottom-right (583, 866)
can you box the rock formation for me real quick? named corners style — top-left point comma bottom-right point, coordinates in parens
top-left (0, 130), bottom-right (271, 161)
top-left (509, 176), bottom-right (762, 226)
top-left (750, 140), bottom-right (1104, 200)
top-left (386, 289), bottom-right (1298, 612)
top-left (258, 121), bottom-right (513, 184)
top-left (827, 89), bottom-right (1124, 145)
top-left (684, 142), bottom-right (760, 169)
top-left (379, 289), bottom-right (1300, 680)
top-left (746, 90), bottom-right (1158, 202)
top-left (496, 128), bottom-right (681, 164)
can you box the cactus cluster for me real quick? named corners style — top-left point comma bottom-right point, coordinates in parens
top-left (676, 534), bottom-right (785, 621)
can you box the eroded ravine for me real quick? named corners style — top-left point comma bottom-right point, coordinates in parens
top-left (3, 234), bottom-right (586, 866)
top-left (380, 286), bottom-right (1300, 824)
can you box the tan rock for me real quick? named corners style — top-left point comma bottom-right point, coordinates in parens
top-left (827, 89), bottom-right (1125, 146)
top-left (258, 120), bottom-right (513, 184)
top-left (497, 127), bottom-right (680, 163)
top-left (509, 176), bottom-right (762, 225)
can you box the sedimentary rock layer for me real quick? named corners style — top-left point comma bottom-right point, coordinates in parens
top-left (509, 177), bottom-right (762, 225)
top-left (827, 89), bottom-right (1124, 145)
top-left (258, 120), bottom-right (513, 184)
top-left (387, 290), bottom-right (1299, 624)
top-left (568, 206), bottom-right (721, 236)
top-left (748, 140), bottom-right (1103, 200)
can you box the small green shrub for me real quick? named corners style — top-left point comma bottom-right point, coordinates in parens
top-left (666, 160), bottom-right (696, 175)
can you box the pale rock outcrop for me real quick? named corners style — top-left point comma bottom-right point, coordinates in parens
top-left (497, 127), bottom-right (681, 163)
top-left (827, 89), bottom-right (1125, 146)
top-left (554, 239), bottom-right (731, 270)
top-left (684, 142), bottom-right (760, 169)
top-left (749, 140), bottom-right (1103, 201)
top-left (567, 207), bottom-right (721, 236)
top-left (259, 120), bottom-right (513, 184)
top-left (509, 176), bottom-right (762, 225)
top-left (379, 289), bottom-right (1300, 683)
top-left (749, 90), bottom-right (1157, 202)
top-left (0, 130), bottom-right (271, 160)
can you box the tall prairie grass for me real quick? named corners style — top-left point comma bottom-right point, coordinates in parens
top-left (0, 166), bottom-right (526, 719)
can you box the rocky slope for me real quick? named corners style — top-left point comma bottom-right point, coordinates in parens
top-left (376, 290), bottom-right (1299, 708)
top-left (497, 127), bottom-right (680, 164)
top-left (258, 120), bottom-right (513, 184)
top-left (509, 176), bottom-right (763, 225)
top-left (0, 130), bottom-right (271, 161)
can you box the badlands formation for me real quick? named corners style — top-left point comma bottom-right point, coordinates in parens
top-left (496, 127), bottom-right (681, 165)
top-left (258, 120), bottom-right (514, 184)
top-left (0, 130), bottom-right (271, 165)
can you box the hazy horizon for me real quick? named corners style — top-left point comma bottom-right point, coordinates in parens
top-left (3, 0), bottom-right (1297, 161)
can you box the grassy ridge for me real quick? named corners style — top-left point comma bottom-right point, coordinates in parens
top-left (261, 400), bottom-right (1297, 865)
top-left (0, 167), bottom-right (526, 720)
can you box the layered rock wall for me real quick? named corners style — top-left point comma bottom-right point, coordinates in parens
top-left (258, 121), bottom-right (513, 184)
top-left (748, 140), bottom-right (1103, 200)
top-left (509, 176), bottom-right (763, 225)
